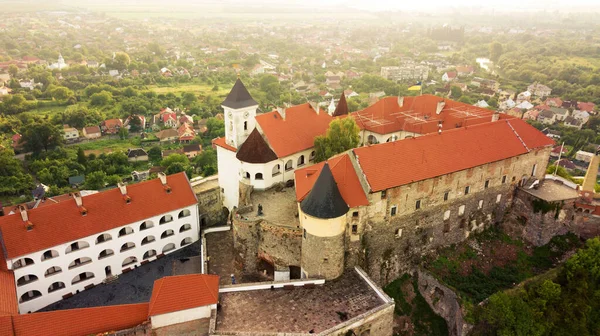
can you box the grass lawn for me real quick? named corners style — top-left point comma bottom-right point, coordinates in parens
top-left (74, 138), bottom-right (138, 154)
top-left (147, 83), bottom-right (232, 97)
top-left (22, 104), bottom-right (70, 118)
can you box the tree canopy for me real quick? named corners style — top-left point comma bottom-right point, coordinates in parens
top-left (314, 118), bottom-right (360, 162)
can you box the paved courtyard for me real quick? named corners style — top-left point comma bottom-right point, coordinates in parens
top-left (40, 241), bottom-right (201, 312)
top-left (241, 187), bottom-right (300, 228)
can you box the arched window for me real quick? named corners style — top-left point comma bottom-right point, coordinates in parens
top-left (244, 172), bottom-right (250, 179)
top-left (159, 215), bottom-right (173, 225)
top-left (98, 249), bottom-right (114, 259)
top-left (143, 250), bottom-right (157, 260)
top-left (16, 274), bottom-right (39, 286)
top-left (122, 256), bottom-right (137, 267)
top-left (178, 209), bottom-right (191, 218)
top-left (285, 160), bottom-right (293, 171)
top-left (19, 290), bottom-right (42, 303)
top-left (68, 257), bottom-right (92, 269)
top-left (162, 243), bottom-right (176, 253)
top-left (141, 236), bottom-right (156, 245)
top-left (272, 164), bottom-right (281, 176)
top-left (65, 241), bottom-right (90, 254)
top-left (41, 249), bottom-right (59, 261)
top-left (255, 173), bottom-right (263, 180)
top-left (120, 242), bottom-right (135, 252)
top-left (71, 272), bottom-right (94, 285)
top-left (161, 230), bottom-right (174, 239)
top-left (180, 224), bottom-right (192, 233)
top-left (44, 266), bottom-right (62, 277)
top-left (181, 237), bottom-right (193, 247)
top-left (96, 233), bottom-right (112, 244)
top-left (48, 281), bottom-right (65, 293)
top-left (13, 257), bottom-right (34, 270)
top-left (140, 221), bottom-right (154, 231)
top-left (309, 151), bottom-right (316, 162)
top-left (386, 135), bottom-right (398, 142)
top-left (118, 227), bottom-right (134, 237)
top-left (297, 155), bottom-right (305, 166)
top-left (367, 135), bottom-right (379, 145)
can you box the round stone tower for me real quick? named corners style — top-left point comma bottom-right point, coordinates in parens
top-left (299, 162), bottom-right (349, 280)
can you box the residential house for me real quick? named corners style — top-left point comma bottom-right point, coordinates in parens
top-left (178, 123), bottom-right (196, 143)
top-left (162, 112), bottom-right (178, 128)
top-left (577, 102), bottom-right (596, 113)
top-left (319, 90), bottom-right (333, 98)
top-left (563, 116), bottom-right (583, 130)
top-left (557, 158), bottom-right (577, 171)
top-left (572, 110), bottom-right (591, 124)
top-left (344, 90), bottom-right (359, 98)
top-left (183, 144), bottom-right (202, 158)
top-left (19, 79), bottom-right (38, 90)
top-left (155, 129), bottom-right (179, 142)
top-left (527, 82), bottom-right (552, 98)
top-left (442, 71), bottom-right (457, 82)
top-left (550, 107), bottom-right (569, 121)
top-left (131, 170), bottom-right (150, 181)
top-left (101, 119), bottom-right (123, 134)
top-left (542, 128), bottom-right (561, 140)
top-left (456, 65), bottom-right (474, 77)
top-left (523, 109), bottom-right (540, 121)
top-left (562, 100), bottom-right (578, 110)
top-left (124, 115), bottom-right (147, 130)
top-left (507, 108), bottom-right (524, 119)
top-left (537, 110), bottom-right (556, 125)
top-left (499, 98), bottom-right (516, 110)
top-left (0, 86), bottom-right (11, 96)
top-left (576, 150), bottom-right (595, 163)
top-left (451, 82), bottom-right (467, 92)
top-left (127, 148), bottom-right (149, 162)
top-left (82, 126), bottom-right (101, 139)
top-left (86, 60), bottom-right (99, 68)
top-left (498, 89), bottom-right (515, 101)
top-left (178, 114), bottom-right (194, 126)
top-left (516, 91), bottom-right (532, 103)
top-left (68, 175), bottom-right (85, 188)
top-left (545, 97), bottom-right (563, 108)
top-left (474, 100), bottom-right (489, 108)
top-left (380, 65), bottom-right (428, 81)
top-left (11, 134), bottom-right (22, 151)
top-left (325, 75), bottom-right (341, 87)
top-left (162, 149), bottom-right (182, 157)
top-left (108, 70), bottom-right (119, 77)
top-left (550, 146), bottom-right (568, 158)
top-left (471, 77), bottom-right (499, 91)
top-left (62, 125), bottom-right (79, 142)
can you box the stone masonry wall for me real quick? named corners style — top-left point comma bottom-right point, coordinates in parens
top-left (196, 185), bottom-right (225, 227)
top-left (302, 231), bottom-right (345, 279)
top-left (502, 188), bottom-right (600, 246)
top-left (325, 304), bottom-right (395, 336)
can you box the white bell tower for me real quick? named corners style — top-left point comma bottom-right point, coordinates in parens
top-left (222, 78), bottom-right (259, 149)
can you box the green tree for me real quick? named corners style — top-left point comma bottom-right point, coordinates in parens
top-left (85, 171), bottom-right (106, 190)
top-left (118, 127), bottom-right (129, 140)
top-left (49, 86), bottom-right (74, 101)
top-left (90, 91), bottom-right (113, 106)
top-left (490, 42), bottom-right (504, 62)
top-left (77, 147), bottom-right (87, 166)
top-left (161, 153), bottom-right (189, 168)
top-left (165, 162), bottom-right (186, 175)
top-left (21, 121), bottom-right (63, 153)
top-left (314, 118), bottom-right (360, 162)
top-left (113, 52), bottom-right (131, 71)
top-left (8, 64), bottom-right (18, 78)
top-left (148, 146), bottom-right (162, 162)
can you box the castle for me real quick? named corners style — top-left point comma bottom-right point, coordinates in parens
top-left (213, 79), bottom-right (554, 284)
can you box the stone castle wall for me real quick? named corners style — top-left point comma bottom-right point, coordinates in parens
top-left (302, 231), bottom-right (345, 279)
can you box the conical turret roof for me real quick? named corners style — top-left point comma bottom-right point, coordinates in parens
top-left (222, 78), bottom-right (258, 109)
top-left (332, 93), bottom-right (348, 117)
top-left (236, 128), bottom-right (278, 163)
top-left (300, 162), bottom-right (349, 219)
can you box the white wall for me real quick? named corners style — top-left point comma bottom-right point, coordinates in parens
top-left (10, 204), bottom-right (200, 313)
top-left (216, 146), bottom-right (240, 211)
top-left (223, 105), bottom-right (257, 149)
top-left (360, 130), bottom-right (418, 145)
top-left (150, 304), bottom-right (215, 329)
top-left (239, 148), bottom-right (316, 191)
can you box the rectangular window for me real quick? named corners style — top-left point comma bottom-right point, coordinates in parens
top-left (381, 190), bottom-right (387, 199)
top-left (390, 206), bottom-right (397, 216)
top-left (243, 121), bottom-right (248, 130)
top-left (443, 210), bottom-right (450, 220)
top-left (478, 200), bottom-right (483, 209)
top-left (303, 229), bottom-right (306, 239)
top-left (444, 191), bottom-right (449, 201)
top-left (496, 194), bottom-right (502, 203)
top-left (323, 258), bottom-right (329, 263)
top-left (458, 205), bottom-right (465, 216)
top-left (351, 224), bottom-right (358, 234)
top-left (464, 186), bottom-right (470, 195)
top-left (352, 211), bottom-right (359, 218)
top-left (415, 200), bottom-right (421, 210)
top-left (502, 175), bottom-right (507, 184)
top-left (484, 180), bottom-right (490, 189)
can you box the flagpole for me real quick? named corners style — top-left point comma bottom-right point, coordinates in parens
top-left (554, 141), bottom-right (564, 176)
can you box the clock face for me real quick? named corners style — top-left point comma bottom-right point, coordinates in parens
top-left (228, 112), bottom-right (233, 119)
top-left (243, 111), bottom-right (249, 119)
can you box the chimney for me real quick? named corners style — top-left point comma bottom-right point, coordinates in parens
top-left (118, 182), bottom-right (131, 203)
top-left (398, 96), bottom-right (404, 108)
top-left (492, 111), bottom-right (500, 122)
top-left (72, 192), bottom-right (87, 215)
top-left (277, 107), bottom-right (286, 120)
top-left (19, 205), bottom-right (33, 231)
top-left (436, 101), bottom-right (445, 115)
top-left (158, 172), bottom-right (172, 193)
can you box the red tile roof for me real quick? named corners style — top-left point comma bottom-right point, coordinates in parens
top-left (162, 113), bottom-right (177, 123)
top-left (353, 119), bottom-right (554, 192)
top-left (0, 172), bottom-right (197, 259)
top-left (0, 270), bottom-right (17, 315)
top-left (148, 274), bottom-right (219, 316)
top-left (256, 103), bottom-right (333, 158)
top-left (83, 126), bottom-right (101, 134)
top-left (212, 137), bottom-right (237, 152)
top-left (0, 315), bottom-right (14, 336)
top-left (103, 118), bottom-right (123, 129)
top-left (578, 102), bottom-right (595, 112)
top-left (350, 95), bottom-right (494, 136)
top-left (295, 154), bottom-right (368, 208)
top-left (11, 303), bottom-right (149, 336)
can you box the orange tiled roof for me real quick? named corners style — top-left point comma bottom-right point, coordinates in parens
top-left (295, 154), bottom-right (368, 208)
top-left (11, 303), bottom-right (149, 336)
top-left (0, 270), bottom-right (17, 316)
top-left (350, 95), bottom-right (494, 136)
top-left (0, 315), bottom-right (14, 336)
top-left (212, 137), bottom-right (237, 152)
top-left (353, 119), bottom-right (554, 192)
top-left (256, 103), bottom-right (333, 158)
top-left (148, 274), bottom-right (219, 316)
top-left (0, 173), bottom-right (197, 259)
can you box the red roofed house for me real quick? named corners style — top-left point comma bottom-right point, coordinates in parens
top-left (178, 123), bottom-right (196, 143)
top-left (442, 71), bottom-right (457, 82)
top-left (545, 97), bottom-right (563, 108)
top-left (11, 134), bottom-right (23, 151)
top-left (578, 102), bottom-right (596, 113)
top-left (456, 65), bottom-right (474, 77)
top-left (0, 172), bottom-right (200, 313)
top-left (82, 126), bottom-right (101, 139)
top-left (162, 112), bottom-right (178, 128)
top-left (101, 118), bottom-right (123, 134)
